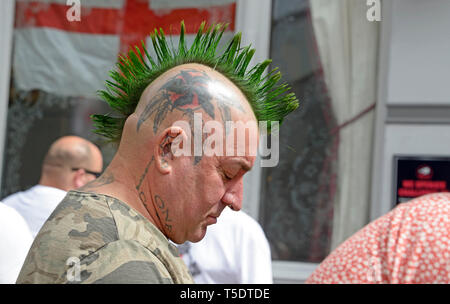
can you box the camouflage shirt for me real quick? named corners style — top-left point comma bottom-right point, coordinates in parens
top-left (16, 190), bottom-right (194, 284)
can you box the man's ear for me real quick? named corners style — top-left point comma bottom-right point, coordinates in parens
top-left (154, 126), bottom-right (185, 175)
top-left (72, 168), bottom-right (85, 189)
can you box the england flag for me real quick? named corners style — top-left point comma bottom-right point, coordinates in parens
top-left (13, 0), bottom-right (236, 98)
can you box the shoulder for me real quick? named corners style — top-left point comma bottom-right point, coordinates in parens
top-left (367, 192), bottom-right (450, 239)
top-left (307, 193), bottom-right (450, 284)
top-left (46, 190), bottom-right (114, 224)
top-left (0, 203), bottom-right (22, 221)
top-left (33, 185), bottom-right (67, 201)
top-left (48, 190), bottom-right (119, 247)
top-left (43, 191), bottom-right (117, 239)
top-left (0, 203), bottom-right (32, 242)
top-left (17, 191), bottom-right (119, 283)
top-left (394, 192), bottom-right (450, 218)
top-left (2, 189), bottom-right (25, 206)
top-left (3, 185), bottom-right (66, 208)
top-left (74, 239), bottom-right (174, 284)
top-left (0, 203), bottom-right (33, 283)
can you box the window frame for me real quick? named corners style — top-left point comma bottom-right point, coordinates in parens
top-left (0, 0), bottom-right (15, 191)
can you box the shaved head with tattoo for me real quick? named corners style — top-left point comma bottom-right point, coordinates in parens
top-left (17, 22), bottom-right (298, 284)
top-left (88, 63), bottom-right (258, 244)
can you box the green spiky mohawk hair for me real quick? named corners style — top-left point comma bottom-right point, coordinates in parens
top-left (92, 21), bottom-right (299, 142)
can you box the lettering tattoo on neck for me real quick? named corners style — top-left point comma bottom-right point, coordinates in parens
top-left (136, 156), bottom-right (154, 192)
top-left (136, 156), bottom-right (155, 217)
top-left (135, 157), bottom-right (172, 233)
top-left (154, 194), bottom-right (172, 233)
top-left (136, 69), bottom-right (244, 134)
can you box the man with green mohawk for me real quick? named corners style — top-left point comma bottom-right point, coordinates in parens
top-left (17, 22), bottom-right (298, 284)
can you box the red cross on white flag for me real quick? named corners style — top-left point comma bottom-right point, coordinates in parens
top-left (13, 0), bottom-right (236, 98)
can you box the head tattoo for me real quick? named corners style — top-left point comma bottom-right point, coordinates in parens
top-left (92, 21), bottom-right (299, 142)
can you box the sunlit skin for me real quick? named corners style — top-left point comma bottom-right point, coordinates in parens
top-left (82, 63), bottom-right (259, 244)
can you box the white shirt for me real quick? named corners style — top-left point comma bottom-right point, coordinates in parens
top-left (179, 208), bottom-right (273, 284)
top-left (0, 203), bottom-right (33, 284)
top-left (3, 185), bottom-right (67, 238)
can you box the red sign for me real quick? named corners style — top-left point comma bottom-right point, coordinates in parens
top-left (394, 156), bottom-right (450, 205)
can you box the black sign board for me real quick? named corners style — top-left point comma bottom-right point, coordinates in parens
top-left (393, 155), bottom-right (450, 206)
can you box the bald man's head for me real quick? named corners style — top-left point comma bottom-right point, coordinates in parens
top-left (135, 64), bottom-right (255, 134)
top-left (112, 63), bottom-right (258, 243)
top-left (119, 63), bottom-right (257, 157)
top-left (88, 22), bottom-right (298, 244)
top-left (39, 136), bottom-right (103, 191)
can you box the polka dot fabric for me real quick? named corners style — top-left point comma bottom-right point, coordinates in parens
top-left (306, 192), bottom-right (450, 284)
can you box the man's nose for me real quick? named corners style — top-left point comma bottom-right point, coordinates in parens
top-left (221, 179), bottom-right (243, 211)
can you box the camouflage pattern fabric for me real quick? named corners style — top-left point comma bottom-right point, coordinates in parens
top-left (16, 190), bottom-right (194, 284)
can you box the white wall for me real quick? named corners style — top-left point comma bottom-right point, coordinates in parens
top-left (387, 0), bottom-right (450, 105)
top-left (371, 0), bottom-right (450, 220)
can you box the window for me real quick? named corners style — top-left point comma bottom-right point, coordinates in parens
top-left (258, 0), bottom-right (338, 281)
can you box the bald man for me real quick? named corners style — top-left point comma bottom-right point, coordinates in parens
top-left (16, 23), bottom-right (298, 284)
top-left (3, 136), bottom-right (103, 237)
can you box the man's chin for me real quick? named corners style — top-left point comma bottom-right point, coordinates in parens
top-left (188, 225), bottom-right (208, 243)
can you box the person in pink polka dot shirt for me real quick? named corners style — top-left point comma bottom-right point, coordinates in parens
top-left (306, 192), bottom-right (450, 284)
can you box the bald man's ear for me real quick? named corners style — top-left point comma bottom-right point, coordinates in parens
top-left (72, 168), bottom-right (86, 189)
top-left (154, 127), bottom-right (185, 175)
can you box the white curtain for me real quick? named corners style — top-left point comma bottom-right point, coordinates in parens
top-left (310, 0), bottom-right (380, 249)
